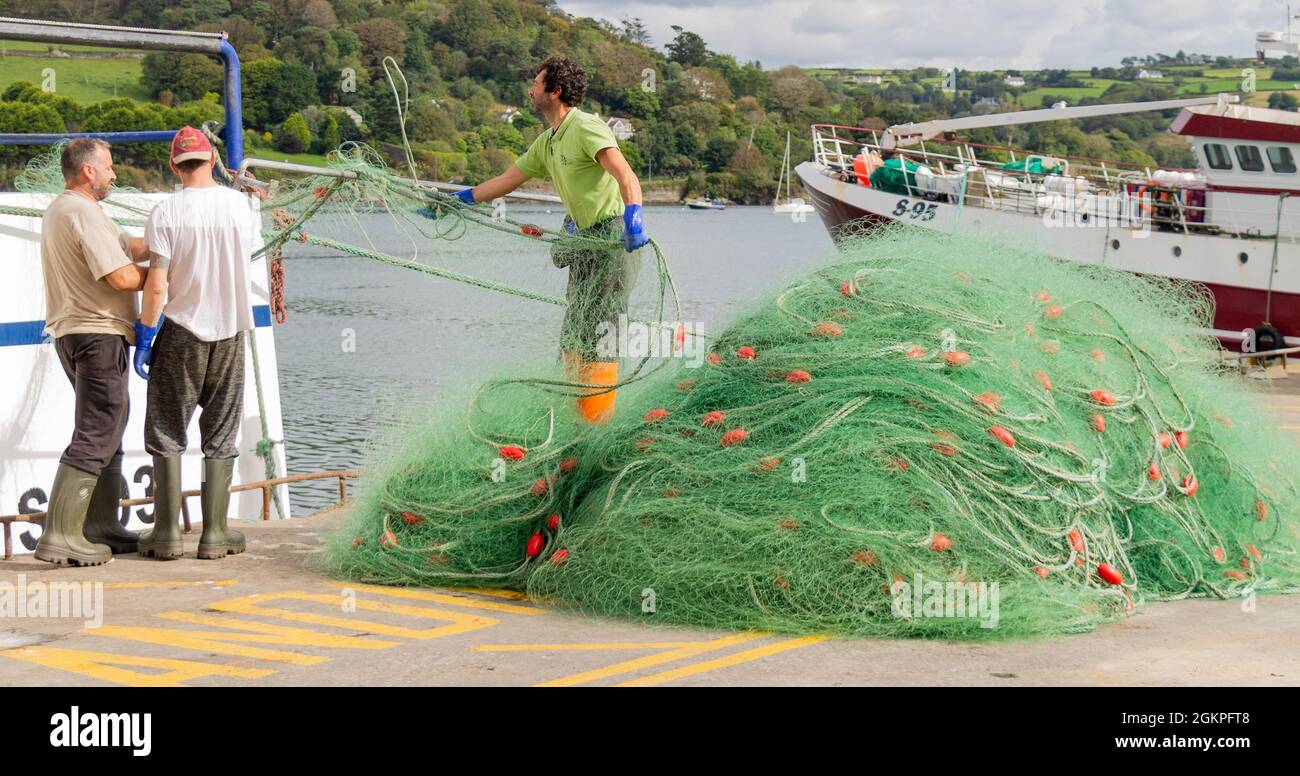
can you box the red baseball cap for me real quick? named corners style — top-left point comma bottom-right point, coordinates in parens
top-left (170, 126), bottom-right (214, 165)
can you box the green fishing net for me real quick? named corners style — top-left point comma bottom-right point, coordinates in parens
top-left (325, 224), bottom-right (1300, 640)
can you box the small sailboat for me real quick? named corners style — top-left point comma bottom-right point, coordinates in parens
top-left (774, 132), bottom-right (815, 215)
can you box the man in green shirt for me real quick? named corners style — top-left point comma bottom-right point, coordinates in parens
top-left (456, 56), bottom-right (649, 423)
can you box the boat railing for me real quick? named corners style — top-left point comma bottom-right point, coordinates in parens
top-left (810, 124), bottom-right (1300, 242)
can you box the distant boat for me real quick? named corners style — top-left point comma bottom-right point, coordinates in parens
top-left (687, 197), bottom-right (726, 210)
top-left (774, 131), bottom-right (815, 215)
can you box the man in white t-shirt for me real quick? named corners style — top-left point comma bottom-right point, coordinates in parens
top-left (133, 126), bottom-right (260, 560)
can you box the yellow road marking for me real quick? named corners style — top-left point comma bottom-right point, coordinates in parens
top-left (475, 642), bottom-right (701, 652)
top-left (616, 636), bottom-right (831, 687)
top-left (0, 646), bottom-right (274, 687)
top-left (207, 591), bottom-right (498, 640)
top-left (83, 610), bottom-right (405, 667)
top-left (534, 632), bottom-right (766, 687)
top-left (445, 586), bottom-right (531, 601)
top-left (326, 582), bottom-right (545, 616)
top-left (103, 580), bottom-right (238, 589)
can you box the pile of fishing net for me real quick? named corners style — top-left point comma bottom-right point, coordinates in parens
top-left (325, 224), bottom-right (1300, 640)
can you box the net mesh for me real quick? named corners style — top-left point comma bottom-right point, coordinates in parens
top-left (323, 223), bottom-right (1300, 640)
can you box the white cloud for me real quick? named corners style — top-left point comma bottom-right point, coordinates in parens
top-left (558, 0), bottom-right (1291, 69)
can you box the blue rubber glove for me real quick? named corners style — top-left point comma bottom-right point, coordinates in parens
top-left (133, 317), bottom-right (162, 380)
top-left (563, 215), bottom-right (577, 235)
top-left (455, 187), bottom-right (476, 205)
top-left (622, 204), bottom-right (649, 252)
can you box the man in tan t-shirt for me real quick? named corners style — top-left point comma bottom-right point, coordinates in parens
top-left (36, 137), bottom-right (150, 566)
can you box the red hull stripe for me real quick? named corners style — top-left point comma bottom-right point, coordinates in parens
top-left (1171, 111), bottom-right (1300, 144)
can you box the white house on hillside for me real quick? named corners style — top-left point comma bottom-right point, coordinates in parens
top-left (1003, 75), bottom-right (1025, 87)
top-left (605, 116), bottom-right (635, 140)
top-left (1137, 69), bottom-right (1163, 79)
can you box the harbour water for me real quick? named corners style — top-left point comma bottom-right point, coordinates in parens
top-left (275, 204), bottom-right (835, 511)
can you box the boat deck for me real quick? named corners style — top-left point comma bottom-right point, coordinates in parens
top-left (1, 366), bottom-right (1298, 687)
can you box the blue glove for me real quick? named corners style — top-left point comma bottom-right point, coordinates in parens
top-left (622, 204), bottom-right (649, 252)
top-left (455, 187), bottom-right (476, 205)
top-left (563, 215), bottom-right (577, 235)
top-left (133, 317), bottom-right (162, 380)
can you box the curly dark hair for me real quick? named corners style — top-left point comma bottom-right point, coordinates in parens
top-left (536, 56), bottom-right (587, 107)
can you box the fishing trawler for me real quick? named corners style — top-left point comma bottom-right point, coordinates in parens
top-left (795, 94), bottom-right (1300, 350)
top-left (0, 18), bottom-right (293, 552)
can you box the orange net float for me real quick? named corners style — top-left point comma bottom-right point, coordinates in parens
top-left (973, 391), bottom-right (1002, 414)
top-left (643, 408), bottom-right (669, 423)
top-left (953, 271), bottom-right (972, 283)
top-left (1180, 474), bottom-right (1199, 496)
top-left (1097, 563), bottom-right (1124, 585)
top-left (1036, 290), bottom-right (1051, 302)
top-left (1224, 569), bottom-right (1247, 581)
top-left (929, 430), bottom-right (958, 457)
top-left (882, 454), bottom-right (909, 471)
top-left (1212, 546), bottom-right (1225, 563)
top-left (929, 533), bottom-right (953, 552)
top-left (701, 411), bottom-right (725, 428)
top-left (1043, 305), bottom-right (1063, 319)
top-left (736, 345), bottom-right (756, 359)
top-left (852, 549), bottom-right (878, 567)
top-left (1247, 544), bottom-right (1263, 562)
top-left (1158, 432), bottom-right (1172, 449)
top-left (988, 425), bottom-right (1017, 448)
top-left (676, 378), bottom-right (695, 391)
top-left (720, 428), bottom-right (748, 447)
top-left (1174, 431), bottom-right (1189, 449)
top-left (499, 445), bottom-right (526, 461)
top-left (550, 548), bottom-right (569, 566)
top-left (1068, 529), bottom-right (1086, 554)
top-left (1033, 370), bottom-right (1053, 391)
top-left (943, 350), bottom-right (971, 367)
top-left (547, 513), bottom-right (561, 531)
top-left (380, 528), bottom-right (398, 549)
top-left (811, 322), bottom-right (843, 337)
top-left (1090, 389), bottom-right (1117, 406)
top-left (906, 346), bottom-right (926, 359)
top-left (1089, 349), bottom-right (1105, 362)
top-left (1024, 323), bottom-right (1036, 336)
top-left (1147, 463), bottom-right (1161, 481)
top-left (755, 456), bottom-right (781, 472)
top-left (1256, 499), bottom-right (1269, 521)
top-left (559, 457), bottom-right (578, 473)
top-left (1091, 413), bottom-right (1106, 433)
top-left (840, 280), bottom-right (858, 297)
top-left (526, 533), bottom-right (544, 558)
top-left (786, 370), bottom-right (812, 383)
top-left (531, 476), bottom-right (553, 496)
top-left (401, 511), bottom-right (424, 526)
top-left (1041, 341), bottom-right (1059, 354)
top-left (1034, 566), bottom-right (1049, 578)
top-left (520, 224), bottom-right (543, 238)
top-left (706, 353), bottom-right (722, 365)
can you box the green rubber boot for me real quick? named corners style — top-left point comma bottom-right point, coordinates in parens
top-left (82, 454), bottom-right (140, 554)
top-left (34, 464), bottom-right (112, 566)
top-left (138, 456), bottom-right (184, 560)
top-left (197, 457), bottom-right (244, 560)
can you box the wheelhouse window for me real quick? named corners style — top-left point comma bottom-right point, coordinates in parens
top-left (1204, 143), bottom-right (1233, 170)
top-left (1267, 146), bottom-right (1297, 173)
top-left (1234, 144), bottom-right (1265, 172)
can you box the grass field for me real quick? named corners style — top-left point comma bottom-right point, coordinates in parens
top-left (0, 50), bottom-right (150, 103)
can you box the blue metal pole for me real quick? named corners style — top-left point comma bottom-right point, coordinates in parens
top-left (219, 39), bottom-right (244, 170)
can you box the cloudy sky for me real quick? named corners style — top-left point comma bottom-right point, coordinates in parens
top-left (559, 0), bottom-right (1295, 70)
